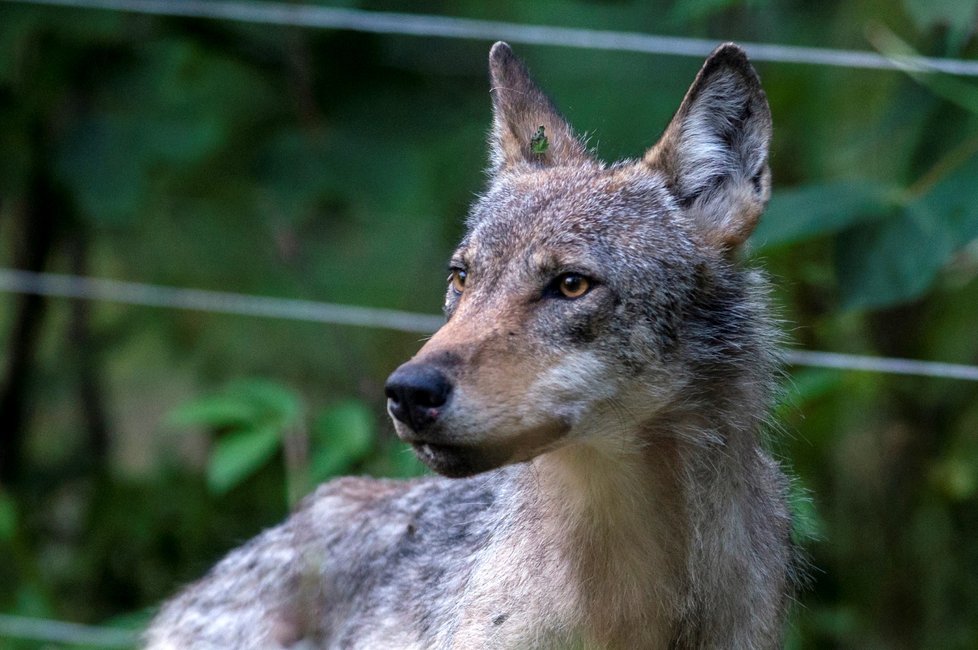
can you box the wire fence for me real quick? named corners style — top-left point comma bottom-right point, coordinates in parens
top-left (0, 268), bottom-right (444, 334)
top-left (4, 268), bottom-right (978, 382)
top-left (5, 0), bottom-right (978, 75)
top-left (0, 613), bottom-right (137, 647)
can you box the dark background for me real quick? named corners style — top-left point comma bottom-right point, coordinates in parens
top-left (2, 0), bottom-right (978, 647)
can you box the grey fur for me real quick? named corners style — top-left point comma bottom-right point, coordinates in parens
top-left (145, 42), bottom-right (794, 649)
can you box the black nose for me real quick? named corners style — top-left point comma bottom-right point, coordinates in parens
top-left (385, 363), bottom-right (453, 433)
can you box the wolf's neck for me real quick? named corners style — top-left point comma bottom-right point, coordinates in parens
top-left (524, 432), bottom-right (686, 644)
top-left (522, 410), bottom-right (774, 644)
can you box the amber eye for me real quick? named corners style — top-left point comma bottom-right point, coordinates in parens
top-left (449, 269), bottom-right (467, 294)
top-left (557, 273), bottom-right (591, 299)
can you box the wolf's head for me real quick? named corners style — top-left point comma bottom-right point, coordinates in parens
top-left (386, 42), bottom-right (774, 477)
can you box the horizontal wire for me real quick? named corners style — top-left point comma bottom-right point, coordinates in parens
top-left (3, 268), bottom-right (978, 381)
top-left (0, 613), bottom-right (137, 647)
top-left (0, 268), bottom-right (445, 334)
top-left (4, 0), bottom-right (978, 75)
top-left (785, 350), bottom-right (978, 382)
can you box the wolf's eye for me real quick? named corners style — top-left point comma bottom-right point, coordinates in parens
top-left (556, 273), bottom-right (591, 299)
top-left (449, 269), bottom-right (467, 294)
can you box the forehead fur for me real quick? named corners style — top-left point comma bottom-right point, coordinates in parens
top-left (464, 164), bottom-right (682, 258)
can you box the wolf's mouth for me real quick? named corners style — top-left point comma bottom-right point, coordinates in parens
top-left (410, 441), bottom-right (498, 478)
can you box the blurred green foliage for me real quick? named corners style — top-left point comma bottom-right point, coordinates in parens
top-left (1, 0), bottom-right (978, 647)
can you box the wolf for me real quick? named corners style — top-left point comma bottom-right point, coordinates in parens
top-left (145, 41), bottom-right (794, 649)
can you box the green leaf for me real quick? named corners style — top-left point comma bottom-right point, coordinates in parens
top-left (868, 24), bottom-right (978, 114)
top-left (835, 203), bottom-right (956, 309)
top-left (309, 400), bottom-right (376, 482)
top-left (899, 0), bottom-right (978, 50)
top-left (225, 379), bottom-right (302, 428)
top-left (166, 394), bottom-right (258, 430)
top-left (902, 0), bottom-right (977, 30)
top-left (913, 149), bottom-right (978, 246)
top-left (207, 426), bottom-right (281, 495)
top-left (833, 151), bottom-right (978, 310)
top-left (752, 180), bottom-right (898, 250)
top-left (168, 379), bottom-right (302, 433)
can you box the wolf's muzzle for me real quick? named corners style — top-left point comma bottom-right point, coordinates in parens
top-left (385, 362), bottom-right (453, 434)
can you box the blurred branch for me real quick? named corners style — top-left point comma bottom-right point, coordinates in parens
top-left (0, 178), bottom-right (62, 483)
top-left (67, 232), bottom-right (111, 473)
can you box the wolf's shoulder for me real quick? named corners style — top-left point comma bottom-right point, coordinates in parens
top-left (294, 469), bottom-right (515, 541)
top-left (144, 473), bottom-right (500, 648)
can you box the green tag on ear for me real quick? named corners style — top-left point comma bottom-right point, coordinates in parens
top-left (530, 126), bottom-right (549, 155)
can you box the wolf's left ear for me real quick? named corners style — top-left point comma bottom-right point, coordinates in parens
top-left (488, 42), bottom-right (593, 173)
top-left (644, 44), bottom-right (772, 250)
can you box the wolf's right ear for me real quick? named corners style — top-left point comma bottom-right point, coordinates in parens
top-left (488, 42), bottom-right (592, 173)
top-left (644, 44), bottom-right (772, 251)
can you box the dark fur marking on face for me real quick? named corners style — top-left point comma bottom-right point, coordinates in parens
top-left (539, 284), bottom-right (614, 348)
top-left (563, 309), bottom-right (602, 345)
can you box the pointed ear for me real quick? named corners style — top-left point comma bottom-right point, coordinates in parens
top-left (644, 43), bottom-right (772, 250)
top-left (488, 42), bottom-right (592, 172)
